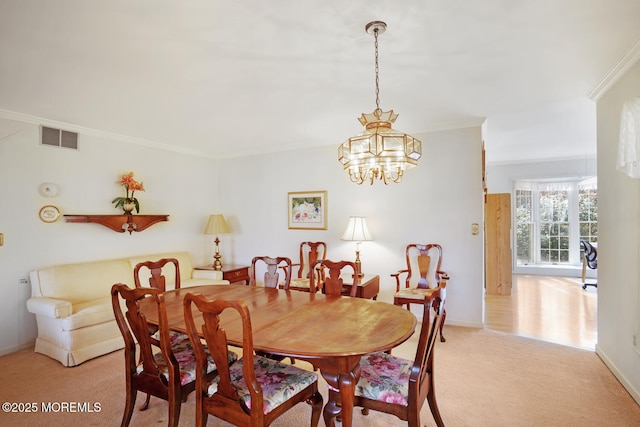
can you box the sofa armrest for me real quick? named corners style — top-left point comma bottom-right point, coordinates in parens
top-left (26, 297), bottom-right (73, 319)
top-left (192, 269), bottom-right (229, 284)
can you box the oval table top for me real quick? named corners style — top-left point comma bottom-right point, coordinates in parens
top-left (141, 284), bottom-right (417, 360)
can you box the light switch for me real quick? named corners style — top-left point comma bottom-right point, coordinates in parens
top-left (471, 223), bottom-right (480, 235)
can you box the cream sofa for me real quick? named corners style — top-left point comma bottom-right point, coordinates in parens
top-left (26, 251), bottom-right (228, 367)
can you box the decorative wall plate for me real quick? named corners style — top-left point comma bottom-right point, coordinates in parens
top-left (39, 205), bottom-right (60, 223)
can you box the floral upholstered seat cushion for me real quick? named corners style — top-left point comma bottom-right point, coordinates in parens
top-left (395, 287), bottom-right (438, 299)
top-left (151, 329), bottom-right (190, 345)
top-left (137, 340), bottom-right (238, 386)
top-left (289, 278), bottom-right (311, 288)
top-left (207, 355), bottom-right (318, 414)
top-left (355, 351), bottom-right (412, 406)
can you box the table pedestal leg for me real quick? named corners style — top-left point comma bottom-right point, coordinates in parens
top-left (321, 365), bottom-right (360, 427)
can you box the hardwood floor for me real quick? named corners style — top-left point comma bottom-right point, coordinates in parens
top-left (485, 274), bottom-right (597, 350)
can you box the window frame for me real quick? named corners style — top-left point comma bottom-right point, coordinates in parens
top-left (513, 178), bottom-right (597, 268)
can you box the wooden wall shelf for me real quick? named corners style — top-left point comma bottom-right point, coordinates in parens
top-left (63, 214), bottom-right (169, 234)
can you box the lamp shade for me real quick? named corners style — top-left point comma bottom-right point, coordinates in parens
top-left (341, 216), bottom-right (373, 242)
top-left (204, 214), bottom-right (230, 235)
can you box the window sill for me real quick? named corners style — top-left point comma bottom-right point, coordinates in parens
top-left (514, 264), bottom-right (597, 278)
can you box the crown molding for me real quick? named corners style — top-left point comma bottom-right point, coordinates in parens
top-left (588, 37), bottom-right (640, 101)
top-left (420, 117), bottom-right (487, 133)
top-left (486, 153), bottom-right (597, 167)
top-left (0, 108), bottom-right (216, 159)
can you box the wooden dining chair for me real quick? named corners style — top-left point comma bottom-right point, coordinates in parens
top-left (183, 293), bottom-right (324, 427)
top-left (310, 259), bottom-right (359, 297)
top-left (133, 257), bottom-right (180, 292)
top-left (250, 255), bottom-right (296, 363)
top-left (392, 243), bottom-right (449, 342)
top-left (133, 258), bottom-right (188, 341)
top-left (250, 256), bottom-right (292, 289)
top-left (326, 289), bottom-right (445, 427)
top-left (111, 283), bottom-right (237, 427)
top-left (286, 241), bottom-right (327, 292)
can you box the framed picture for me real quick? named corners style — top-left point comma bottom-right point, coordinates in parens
top-left (288, 191), bottom-right (327, 230)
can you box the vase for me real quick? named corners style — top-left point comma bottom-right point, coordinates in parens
top-left (122, 201), bottom-right (135, 215)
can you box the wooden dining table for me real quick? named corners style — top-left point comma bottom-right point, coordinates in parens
top-left (139, 284), bottom-right (417, 427)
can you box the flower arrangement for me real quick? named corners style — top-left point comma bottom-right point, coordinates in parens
top-left (112, 172), bottom-right (145, 214)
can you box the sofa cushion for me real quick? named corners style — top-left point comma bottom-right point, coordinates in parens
top-left (60, 297), bottom-right (115, 331)
top-left (30, 259), bottom-right (131, 304)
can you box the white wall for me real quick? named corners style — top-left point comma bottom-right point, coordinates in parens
top-left (0, 117), bottom-right (485, 355)
top-left (595, 59), bottom-right (640, 404)
top-left (216, 126), bottom-right (485, 328)
top-left (0, 118), bottom-right (220, 355)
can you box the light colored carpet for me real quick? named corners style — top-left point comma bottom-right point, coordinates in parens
top-left (1, 325), bottom-right (639, 426)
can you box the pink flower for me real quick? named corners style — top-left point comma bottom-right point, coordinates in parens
top-left (378, 391), bottom-right (407, 405)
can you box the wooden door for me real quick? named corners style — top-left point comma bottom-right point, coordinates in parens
top-left (485, 193), bottom-right (512, 295)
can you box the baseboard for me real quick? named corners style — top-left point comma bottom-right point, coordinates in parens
top-left (0, 340), bottom-right (35, 357)
top-left (449, 319), bottom-right (485, 329)
top-left (596, 344), bottom-right (640, 406)
top-left (514, 265), bottom-right (597, 278)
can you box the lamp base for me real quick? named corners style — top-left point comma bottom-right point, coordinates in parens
top-left (213, 236), bottom-right (223, 271)
top-left (355, 250), bottom-right (364, 278)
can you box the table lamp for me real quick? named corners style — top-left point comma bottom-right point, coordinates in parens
top-left (341, 216), bottom-right (373, 277)
top-left (204, 214), bottom-right (230, 270)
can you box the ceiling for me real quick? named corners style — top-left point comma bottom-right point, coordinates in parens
top-left (1, 1), bottom-right (640, 164)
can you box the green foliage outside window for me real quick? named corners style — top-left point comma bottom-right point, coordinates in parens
top-left (515, 184), bottom-right (597, 265)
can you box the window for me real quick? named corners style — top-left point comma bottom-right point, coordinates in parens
top-left (515, 190), bottom-right (534, 264)
top-left (579, 187), bottom-right (598, 243)
top-left (515, 178), bottom-right (597, 266)
top-left (539, 190), bottom-right (569, 263)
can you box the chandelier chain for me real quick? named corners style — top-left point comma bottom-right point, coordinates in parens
top-left (374, 27), bottom-right (380, 114)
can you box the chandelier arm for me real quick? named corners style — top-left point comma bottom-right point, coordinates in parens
top-left (391, 168), bottom-right (404, 183)
top-left (349, 168), bottom-right (365, 185)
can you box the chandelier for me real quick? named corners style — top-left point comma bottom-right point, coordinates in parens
top-left (338, 21), bottom-right (422, 185)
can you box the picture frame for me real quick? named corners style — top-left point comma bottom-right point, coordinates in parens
top-left (288, 191), bottom-right (327, 230)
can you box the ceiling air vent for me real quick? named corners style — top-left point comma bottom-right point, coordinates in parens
top-left (40, 126), bottom-right (78, 149)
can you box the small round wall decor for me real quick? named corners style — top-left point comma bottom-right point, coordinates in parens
top-left (39, 205), bottom-right (60, 223)
top-left (38, 182), bottom-right (59, 197)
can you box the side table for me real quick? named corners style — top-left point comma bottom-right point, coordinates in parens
top-left (195, 264), bottom-right (250, 285)
top-left (341, 274), bottom-right (380, 300)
